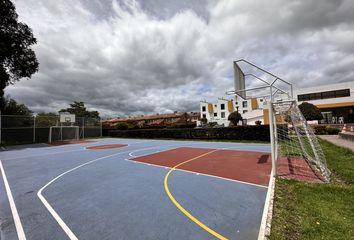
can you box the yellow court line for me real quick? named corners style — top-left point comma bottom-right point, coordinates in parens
top-left (163, 149), bottom-right (229, 240)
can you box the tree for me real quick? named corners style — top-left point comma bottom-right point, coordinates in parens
top-left (299, 102), bottom-right (323, 121)
top-left (60, 101), bottom-right (100, 118)
top-left (115, 122), bottom-right (129, 130)
top-left (2, 96), bottom-right (32, 116)
top-left (0, 0), bottom-right (39, 110)
top-left (35, 112), bottom-right (58, 127)
top-left (228, 111), bottom-right (243, 126)
top-left (200, 117), bottom-right (207, 124)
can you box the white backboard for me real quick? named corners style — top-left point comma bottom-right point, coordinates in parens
top-left (233, 61), bottom-right (246, 99)
top-left (60, 113), bottom-right (76, 123)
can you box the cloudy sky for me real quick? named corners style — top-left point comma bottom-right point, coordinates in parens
top-left (6, 0), bottom-right (354, 117)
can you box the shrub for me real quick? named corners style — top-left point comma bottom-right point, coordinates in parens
top-left (325, 126), bottom-right (340, 135)
top-left (314, 125), bottom-right (327, 135)
top-left (108, 125), bottom-right (271, 141)
top-left (255, 120), bottom-right (262, 126)
top-left (116, 122), bottom-right (129, 130)
top-left (299, 102), bottom-right (323, 121)
top-left (313, 125), bottom-right (340, 135)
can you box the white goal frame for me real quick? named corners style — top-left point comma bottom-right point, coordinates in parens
top-left (48, 126), bottom-right (79, 143)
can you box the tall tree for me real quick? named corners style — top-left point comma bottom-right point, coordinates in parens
top-left (60, 101), bottom-right (100, 118)
top-left (0, 0), bottom-right (39, 110)
top-left (2, 96), bottom-right (32, 116)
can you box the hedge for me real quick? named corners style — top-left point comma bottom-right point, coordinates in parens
top-left (313, 125), bottom-right (341, 135)
top-left (108, 125), bottom-right (271, 141)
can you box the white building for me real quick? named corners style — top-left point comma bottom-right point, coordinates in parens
top-left (199, 97), bottom-right (266, 126)
top-left (200, 80), bottom-right (354, 126)
top-left (294, 81), bottom-right (354, 124)
top-left (199, 98), bottom-right (235, 126)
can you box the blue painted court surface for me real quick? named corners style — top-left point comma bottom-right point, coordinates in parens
top-left (0, 138), bottom-right (271, 240)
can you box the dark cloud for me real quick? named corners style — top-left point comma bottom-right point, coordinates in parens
top-left (6, 0), bottom-right (354, 117)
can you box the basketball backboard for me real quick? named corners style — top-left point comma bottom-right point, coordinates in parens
top-left (233, 61), bottom-right (246, 99)
top-left (59, 112), bottom-right (75, 123)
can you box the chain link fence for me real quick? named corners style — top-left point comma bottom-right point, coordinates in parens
top-left (0, 114), bottom-right (102, 145)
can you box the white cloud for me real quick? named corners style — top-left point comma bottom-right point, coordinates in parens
top-left (6, 0), bottom-right (354, 116)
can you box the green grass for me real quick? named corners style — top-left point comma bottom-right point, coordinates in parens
top-left (269, 139), bottom-right (354, 240)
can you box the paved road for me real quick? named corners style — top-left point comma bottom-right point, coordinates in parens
top-left (0, 138), bottom-right (271, 240)
top-left (318, 135), bottom-right (354, 152)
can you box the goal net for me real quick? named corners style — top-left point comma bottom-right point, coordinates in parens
top-left (48, 126), bottom-right (79, 143)
top-left (271, 100), bottom-right (331, 182)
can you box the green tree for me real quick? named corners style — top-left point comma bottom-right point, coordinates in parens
top-left (299, 102), bottom-right (323, 121)
top-left (115, 122), bottom-right (129, 130)
top-left (60, 101), bottom-right (100, 118)
top-left (35, 112), bottom-right (58, 127)
top-left (228, 111), bottom-right (243, 126)
top-left (2, 96), bottom-right (32, 116)
top-left (200, 117), bottom-right (207, 124)
top-left (0, 0), bottom-right (39, 110)
top-left (1, 96), bottom-right (32, 128)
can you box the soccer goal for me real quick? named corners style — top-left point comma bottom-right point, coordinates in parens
top-left (227, 59), bottom-right (330, 182)
top-left (48, 126), bottom-right (79, 143)
top-left (272, 100), bottom-right (330, 182)
top-left (48, 113), bottom-right (79, 143)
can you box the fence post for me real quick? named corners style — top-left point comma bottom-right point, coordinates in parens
top-left (100, 119), bottom-right (102, 137)
top-left (0, 111), bottom-right (2, 145)
top-left (33, 116), bottom-right (36, 143)
top-left (82, 118), bottom-right (85, 139)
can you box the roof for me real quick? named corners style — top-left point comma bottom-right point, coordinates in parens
top-left (104, 112), bottom-right (187, 123)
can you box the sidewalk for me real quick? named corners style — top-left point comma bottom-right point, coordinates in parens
top-left (318, 135), bottom-right (354, 152)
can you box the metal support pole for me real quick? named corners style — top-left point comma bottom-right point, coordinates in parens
top-left (33, 116), bottom-right (36, 143)
top-left (268, 101), bottom-right (277, 177)
top-left (100, 119), bottom-right (102, 137)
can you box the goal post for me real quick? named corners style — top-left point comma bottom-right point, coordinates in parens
top-left (227, 59), bottom-right (330, 182)
top-left (272, 100), bottom-right (331, 182)
top-left (48, 126), bottom-right (79, 143)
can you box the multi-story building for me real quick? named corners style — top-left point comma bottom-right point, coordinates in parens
top-left (199, 98), bottom-right (235, 126)
top-left (200, 80), bottom-right (354, 126)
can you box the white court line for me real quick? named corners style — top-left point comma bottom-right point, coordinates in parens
top-left (36, 142), bottom-right (172, 240)
top-left (0, 160), bottom-right (27, 240)
top-left (1, 140), bottom-right (150, 161)
top-left (36, 141), bottom-right (269, 239)
top-left (124, 158), bottom-right (267, 189)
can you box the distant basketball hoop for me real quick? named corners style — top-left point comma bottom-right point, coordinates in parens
top-left (59, 112), bottom-right (75, 123)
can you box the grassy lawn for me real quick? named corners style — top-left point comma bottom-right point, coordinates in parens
top-left (269, 139), bottom-right (354, 240)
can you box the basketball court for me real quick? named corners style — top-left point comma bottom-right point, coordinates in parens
top-left (0, 138), bottom-right (271, 240)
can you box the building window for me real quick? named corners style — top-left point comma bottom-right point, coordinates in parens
top-left (260, 99), bottom-right (263, 102)
top-left (221, 112), bottom-right (225, 118)
top-left (242, 101), bottom-right (248, 108)
top-left (235, 101), bottom-right (238, 105)
top-left (214, 113), bottom-right (217, 117)
top-left (243, 110), bottom-right (248, 114)
top-left (202, 114), bottom-right (206, 118)
top-left (202, 106), bottom-right (206, 112)
top-left (297, 89), bottom-right (350, 101)
top-left (220, 103), bottom-right (225, 110)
